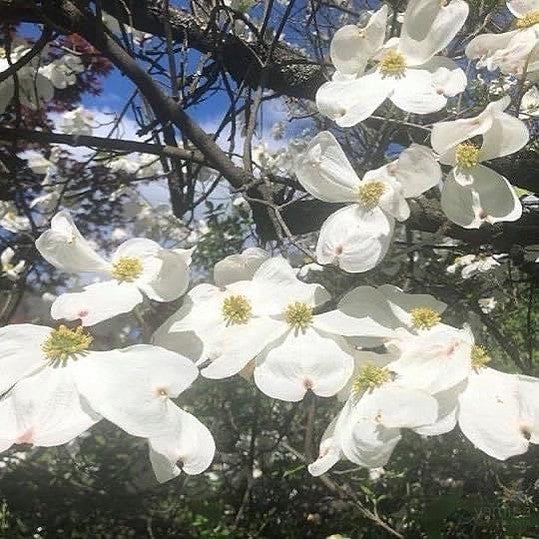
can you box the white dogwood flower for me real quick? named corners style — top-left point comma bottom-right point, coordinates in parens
top-left (41, 53), bottom-right (84, 89)
top-left (458, 367), bottom-right (538, 460)
top-left (155, 256), bottom-right (354, 401)
top-left (446, 253), bottom-right (501, 279)
top-left (0, 42), bottom-right (54, 114)
top-left (466, 0), bottom-right (539, 77)
top-left (0, 324), bottom-right (215, 482)
top-left (1, 247), bottom-right (26, 281)
top-left (36, 210), bottom-right (192, 325)
top-left (295, 131), bottom-right (441, 272)
top-left (432, 96), bottom-right (528, 228)
top-left (316, 0), bottom-right (468, 126)
top-left (309, 352), bottom-right (438, 475)
top-left (61, 106), bottom-right (94, 136)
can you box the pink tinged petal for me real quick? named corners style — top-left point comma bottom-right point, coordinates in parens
top-left (389, 68), bottom-right (448, 114)
top-left (458, 368), bottom-right (530, 460)
top-left (330, 5), bottom-right (388, 75)
top-left (254, 328), bottom-right (354, 402)
top-left (139, 248), bottom-right (190, 302)
top-left (507, 0), bottom-right (539, 17)
top-left (201, 317), bottom-right (286, 379)
top-left (316, 72), bottom-right (395, 127)
top-left (148, 404), bottom-right (215, 482)
top-left (420, 56), bottom-right (467, 97)
top-left (213, 248), bottom-right (269, 287)
top-left (308, 417), bottom-right (342, 476)
top-left (35, 210), bottom-right (110, 273)
top-left (413, 380), bottom-right (467, 436)
top-left (3, 365), bottom-right (101, 447)
top-left (479, 111), bottom-right (530, 162)
top-left (74, 345), bottom-right (198, 438)
top-left (51, 281), bottom-right (144, 326)
top-left (392, 144), bottom-right (442, 198)
top-left (316, 204), bottom-right (394, 273)
top-left (0, 324), bottom-right (51, 394)
top-left (442, 166), bottom-right (522, 229)
top-left (389, 326), bottom-right (473, 394)
top-left (399, 0), bottom-right (469, 65)
top-left (295, 131), bottom-right (361, 203)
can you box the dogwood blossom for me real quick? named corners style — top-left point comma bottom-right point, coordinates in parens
top-left (316, 0), bottom-right (468, 126)
top-left (61, 106), bottom-right (94, 136)
top-left (1, 247), bottom-right (25, 281)
top-left (155, 255), bottom-right (354, 401)
top-left (41, 53), bottom-right (84, 89)
top-left (36, 210), bottom-right (192, 325)
top-left (466, 0), bottom-right (539, 77)
top-left (0, 324), bottom-right (215, 482)
top-left (446, 253), bottom-right (501, 279)
top-left (0, 42), bottom-right (54, 114)
top-left (432, 96), bottom-right (528, 228)
top-left (295, 131), bottom-right (441, 272)
top-left (309, 351), bottom-right (438, 475)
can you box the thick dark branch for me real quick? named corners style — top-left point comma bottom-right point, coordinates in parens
top-left (1, 0), bottom-right (327, 99)
top-left (0, 126), bottom-right (209, 165)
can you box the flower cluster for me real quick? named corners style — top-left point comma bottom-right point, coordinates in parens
top-left (293, 0), bottom-right (532, 273)
top-left (0, 218), bottom-right (537, 483)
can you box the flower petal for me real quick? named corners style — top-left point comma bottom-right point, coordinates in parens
top-left (201, 317), bottom-right (285, 379)
top-left (308, 416), bottom-right (342, 476)
top-left (316, 204), bottom-right (394, 273)
top-left (51, 281), bottom-right (144, 326)
top-left (507, 0), bottom-right (539, 17)
top-left (316, 71), bottom-right (395, 127)
top-left (35, 210), bottom-right (110, 273)
top-left (254, 328), bottom-right (354, 401)
top-left (458, 368), bottom-right (530, 460)
top-left (0, 364), bottom-right (101, 448)
top-left (74, 345), bottom-right (198, 438)
top-left (399, 0), bottom-right (469, 65)
top-left (388, 326), bottom-right (473, 394)
top-left (441, 166), bottom-right (522, 229)
top-left (213, 248), bottom-right (269, 287)
top-left (330, 5), bottom-right (388, 74)
top-left (148, 404), bottom-right (215, 482)
top-left (390, 68), bottom-right (448, 114)
top-left (313, 286), bottom-right (398, 338)
top-left (0, 324), bottom-right (51, 394)
top-left (479, 110), bottom-right (529, 162)
top-left (139, 247), bottom-right (190, 302)
top-left (295, 131), bottom-right (360, 203)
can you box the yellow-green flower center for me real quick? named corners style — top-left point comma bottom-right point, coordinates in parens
top-left (358, 181), bottom-right (386, 209)
top-left (222, 294), bottom-right (252, 325)
top-left (42, 325), bottom-right (93, 361)
top-left (285, 301), bottom-right (313, 330)
top-left (471, 344), bottom-right (491, 369)
top-left (352, 363), bottom-right (391, 392)
top-left (111, 256), bottom-right (143, 282)
top-left (455, 142), bottom-right (480, 168)
top-left (516, 10), bottom-right (539, 28)
top-left (410, 307), bottom-right (441, 330)
top-left (379, 50), bottom-right (407, 77)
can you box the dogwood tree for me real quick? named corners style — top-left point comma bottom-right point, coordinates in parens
top-left (0, 0), bottom-right (537, 536)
